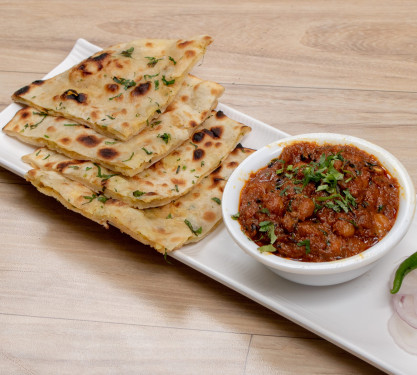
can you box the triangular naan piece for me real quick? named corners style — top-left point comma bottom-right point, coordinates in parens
top-left (148, 146), bottom-right (256, 244)
top-left (12, 35), bottom-right (213, 141)
top-left (4, 75), bottom-right (224, 176)
top-left (25, 147), bottom-right (254, 252)
top-left (23, 113), bottom-right (251, 208)
top-left (25, 168), bottom-right (192, 252)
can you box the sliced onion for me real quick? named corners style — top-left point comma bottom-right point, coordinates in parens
top-left (393, 294), bottom-right (417, 329)
top-left (397, 268), bottom-right (417, 295)
top-left (388, 312), bottom-right (417, 355)
top-left (389, 268), bottom-right (417, 354)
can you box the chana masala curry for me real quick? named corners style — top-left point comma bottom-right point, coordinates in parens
top-left (237, 142), bottom-right (400, 262)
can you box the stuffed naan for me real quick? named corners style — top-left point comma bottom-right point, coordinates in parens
top-left (25, 147), bottom-right (254, 252)
top-left (23, 111), bottom-right (250, 208)
top-left (5, 75), bottom-right (223, 176)
top-left (12, 36), bottom-right (213, 141)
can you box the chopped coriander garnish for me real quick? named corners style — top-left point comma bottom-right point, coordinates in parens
top-left (184, 219), bottom-right (202, 236)
top-left (28, 111), bottom-right (48, 129)
top-left (113, 76), bottom-right (136, 90)
top-left (154, 80), bottom-right (159, 90)
top-left (133, 190), bottom-right (145, 197)
top-left (97, 196), bottom-right (109, 203)
top-left (162, 75), bottom-right (175, 86)
top-left (42, 154), bottom-right (50, 160)
top-left (168, 56), bottom-right (177, 65)
top-left (109, 93), bottom-right (122, 101)
top-left (145, 56), bottom-right (162, 67)
top-left (150, 120), bottom-right (161, 128)
top-left (122, 152), bottom-right (134, 162)
top-left (259, 221), bottom-right (277, 244)
top-left (258, 244), bottom-right (276, 253)
top-left (142, 147), bottom-right (153, 155)
top-left (63, 123), bottom-right (80, 126)
top-left (211, 197), bottom-right (221, 205)
top-left (144, 73), bottom-right (159, 80)
top-left (190, 142), bottom-right (198, 149)
top-left (297, 239), bottom-right (311, 254)
top-left (120, 47), bottom-right (134, 58)
top-left (94, 163), bottom-right (117, 180)
top-left (231, 212), bottom-right (240, 220)
top-left (106, 115), bottom-right (115, 120)
top-left (105, 141), bottom-right (117, 145)
top-left (82, 194), bottom-right (97, 204)
top-left (157, 132), bottom-right (171, 144)
top-left (163, 249), bottom-right (172, 264)
top-left (259, 207), bottom-right (270, 215)
top-left (44, 134), bottom-right (49, 138)
top-left (35, 150), bottom-right (41, 156)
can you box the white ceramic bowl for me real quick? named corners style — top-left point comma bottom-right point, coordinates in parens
top-left (222, 133), bottom-right (416, 286)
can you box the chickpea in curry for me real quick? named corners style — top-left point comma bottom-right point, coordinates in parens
top-left (237, 142), bottom-right (399, 262)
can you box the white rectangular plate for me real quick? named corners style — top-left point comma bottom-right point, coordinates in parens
top-left (1, 39), bottom-right (415, 375)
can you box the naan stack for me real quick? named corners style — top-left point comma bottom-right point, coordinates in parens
top-left (3, 35), bottom-right (253, 254)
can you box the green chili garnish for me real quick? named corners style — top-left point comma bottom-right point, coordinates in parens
top-left (390, 252), bottom-right (417, 294)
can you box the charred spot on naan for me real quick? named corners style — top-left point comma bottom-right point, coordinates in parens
top-left (61, 89), bottom-right (88, 104)
top-left (97, 147), bottom-right (120, 160)
top-left (91, 110), bottom-right (100, 121)
top-left (226, 160), bottom-right (239, 168)
top-left (71, 52), bottom-right (112, 79)
top-left (177, 40), bottom-right (193, 48)
top-left (32, 80), bottom-right (44, 86)
top-left (131, 82), bottom-right (151, 97)
top-left (171, 177), bottom-right (186, 186)
top-left (192, 126), bottom-right (223, 143)
top-left (105, 83), bottom-right (119, 93)
top-left (104, 198), bottom-right (125, 207)
top-left (185, 50), bottom-right (197, 59)
top-left (76, 134), bottom-right (102, 148)
top-left (14, 85), bottom-right (30, 96)
top-left (203, 211), bottom-right (216, 222)
top-left (208, 173), bottom-right (226, 189)
top-left (193, 149), bottom-right (205, 161)
top-left (18, 107), bottom-right (31, 119)
top-left (90, 52), bottom-right (110, 64)
top-left (192, 131), bottom-right (205, 143)
top-left (59, 137), bottom-right (71, 145)
top-left (215, 111), bottom-right (226, 119)
top-left (56, 160), bottom-right (85, 172)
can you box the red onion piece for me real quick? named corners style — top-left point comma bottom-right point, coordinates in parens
top-left (393, 294), bottom-right (417, 329)
top-left (388, 312), bottom-right (417, 355)
top-left (389, 268), bottom-right (417, 354)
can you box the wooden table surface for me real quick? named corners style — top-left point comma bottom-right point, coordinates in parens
top-left (1, 1), bottom-right (416, 374)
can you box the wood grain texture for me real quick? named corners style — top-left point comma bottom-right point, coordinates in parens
top-left (2, 0), bottom-right (416, 373)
